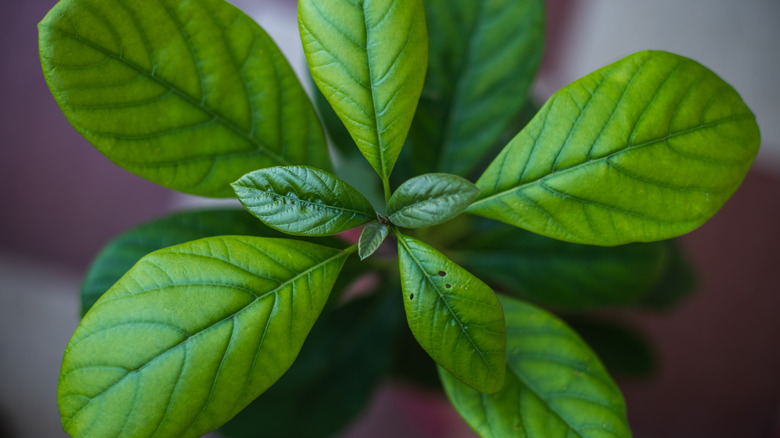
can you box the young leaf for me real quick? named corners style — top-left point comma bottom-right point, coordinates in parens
top-left (469, 50), bottom-right (761, 245)
top-left (397, 233), bottom-right (506, 393)
top-left (440, 296), bottom-right (631, 438)
top-left (58, 236), bottom-right (352, 438)
top-left (220, 290), bottom-right (400, 438)
top-left (39, 0), bottom-right (330, 197)
top-left (232, 166), bottom-right (376, 236)
top-left (452, 220), bottom-right (667, 310)
top-left (299, 0), bottom-right (428, 183)
top-left (80, 209), bottom-right (294, 315)
top-left (407, 0), bottom-right (545, 176)
top-left (387, 173), bottom-right (480, 228)
top-left (358, 222), bottom-right (389, 260)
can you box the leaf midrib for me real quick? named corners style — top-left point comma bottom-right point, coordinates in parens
top-left (361, 6), bottom-right (390, 182)
top-left (398, 235), bottom-right (500, 381)
top-left (42, 25), bottom-right (291, 166)
top-left (238, 185), bottom-right (373, 219)
top-left (63, 248), bottom-right (348, 427)
top-left (469, 113), bottom-right (753, 210)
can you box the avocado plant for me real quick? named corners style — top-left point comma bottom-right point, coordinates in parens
top-left (39, 0), bottom-right (760, 437)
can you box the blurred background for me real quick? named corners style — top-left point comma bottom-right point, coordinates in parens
top-left (1, 0), bottom-right (778, 437)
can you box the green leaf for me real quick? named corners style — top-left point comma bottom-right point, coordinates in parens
top-left (635, 239), bottom-right (697, 310)
top-left (440, 296), bottom-right (631, 438)
top-left (397, 233), bottom-right (505, 393)
top-left (220, 291), bottom-right (400, 438)
top-left (80, 209), bottom-right (294, 316)
top-left (452, 220), bottom-right (667, 310)
top-left (358, 222), bottom-right (389, 260)
top-left (232, 166), bottom-right (376, 236)
top-left (387, 173), bottom-right (480, 228)
top-left (407, 0), bottom-right (545, 176)
top-left (39, 0), bottom-right (329, 197)
top-left (299, 0), bottom-right (428, 181)
top-left (58, 236), bottom-right (351, 438)
top-left (469, 50), bottom-right (761, 245)
top-left (568, 318), bottom-right (656, 377)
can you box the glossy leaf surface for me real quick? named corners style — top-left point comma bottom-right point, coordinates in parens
top-left (221, 291), bottom-right (399, 438)
top-left (233, 166), bottom-right (375, 236)
top-left (59, 237), bottom-right (350, 438)
top-left (387, 173), bottom-right (480, 228)
top-left (397, 234), bottom-right (505, 393)
top-left (80, 209), bottom-right (295, 316)
top-left (453, 221), bottom-right (667, 310)
top-left (358, 222), bottom-right (388, 260)
top-left (441, 296), bottom-right (630, 438)
top-left (470, 50), bottom-right (760, 245)
top-left (407, 0), bottom-right (545, 176)
top-left (299, 0), bottom-right (428, 180)
top-left (40, 0), bottom-right (329, 197)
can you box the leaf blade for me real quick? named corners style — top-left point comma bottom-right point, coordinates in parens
top-left (469, 50), bottom-right (760, 245)
top-left (299, 0), bottom-right (428, 181)
top-left (440, 296), bottom-right (631, 438)
top-left (387, 173), bottom-right (480, 228)
top-left (452, 221), bottom-right (668, 310)
top-left (59, 236), bottom-right (350, 438)
top-left (406, 0), bottom-right (545, 176)
top-left (358, 222), bottom-right (389, 260)
top-left (232, 166), bottom-right (376, 236)
top-left (397, 233), bottom-right (505, 393)
top-left (39, 0), bottom-right (330, 197)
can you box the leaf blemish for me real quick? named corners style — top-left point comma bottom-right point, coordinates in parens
top-left (410, 293), bottom-right (414, 300)
top-left (445, 284), bottom-right (451, 289)
top-left (438, 270), bottom-right (446, 277)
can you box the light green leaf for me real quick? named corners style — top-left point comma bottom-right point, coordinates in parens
top-left (58, 236), bottom-right (352, 438)
top-left (220, 291), bottom-right (400, 438)
top-left (80, 209), bottom-right (294, 316)
top-left (232, 166), bottom-right (376, 236)
top-left (299, 0), bottom-right (428, 181)
top-left (469, 50), bottom-right (760, 245)
top-left (397, 233), bottom-right (505, 393)
top-left (406, 0), bottom-right (545, 176)
top-left (387, 173), bottom-right (480, 228)
top-left (440, 296), bottom-right (631, 438)
top-left (358, 222), bottom-right (389, 260)
top-left (39, 0), bottom-right (329, 197)
top-left (452, 220), bottom-right (667, 310)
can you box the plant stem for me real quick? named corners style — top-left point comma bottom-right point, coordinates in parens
top-left (382, 177), bottom-right (392, 204)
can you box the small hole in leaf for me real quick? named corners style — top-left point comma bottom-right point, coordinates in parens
top-left (438, 271), bottom-right (446, 277)
top-left (410, 293), bottom-right (414, 300)
top-left (445, 284), bottom-right (452, 289)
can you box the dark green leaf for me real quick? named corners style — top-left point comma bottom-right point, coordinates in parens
top-left (299, 0), bottom-right (428, 181)
top-left (453, 220), bottom-right (667, 310)
top-left (440, 296), bottom-right (630, 438)
top-left (358, 222), bottom-right (389, 260)
top-left (470, 51), bottom-right (761, 245)
top-left (568, 317), bottom-right (656, 378)
top-left (387, 173), bottom-right (480, 228)
top-left (220, 291), bottom-right (400, 438)
top-left (406, 0), bottom-right (545, 176)
top-left (397, 233), bottom-right (505, 393)
top-left (58, 236), bottom-right (351, 438)
top-left (232, 166), bottom-right (375, 236)
top-left (635, 239), bottom-right (697, 310)
top-left (80, 209), bottom-right (296, 316)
